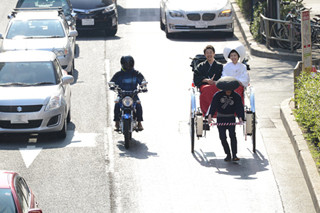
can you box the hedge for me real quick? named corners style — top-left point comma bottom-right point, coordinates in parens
top-left (293, 72), bottom-right (320, 170)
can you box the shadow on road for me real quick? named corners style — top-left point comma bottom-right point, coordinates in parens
top-left (117, 139), bottom-right (158, 159)
top-left (0, 122), bottom-right (79, 150)
top-left (192, 149), bottom-right (269, 179)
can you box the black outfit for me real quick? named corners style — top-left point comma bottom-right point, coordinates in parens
top-left (208, 91), bottom-right (244, 158)
top-left (193, 60), bottom-right (223, 87)
top-left (110, 69), bottom-right (145, 121)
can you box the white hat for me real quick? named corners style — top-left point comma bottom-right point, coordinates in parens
top-left (223, 42), bottom-right (246, 63)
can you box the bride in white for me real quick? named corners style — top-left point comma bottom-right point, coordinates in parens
top-left (222, 42), bottom-right (250, 87)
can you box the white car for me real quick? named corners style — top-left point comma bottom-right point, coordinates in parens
top-left (0, 50), bottom-right (73, 139)
top-left (160, 0), bottom-right (234, 38)
top-left (0, 9), bottom-right (78, 75)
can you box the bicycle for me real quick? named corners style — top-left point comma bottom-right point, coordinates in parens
top-left (276, 0), bottom-right (320, 50)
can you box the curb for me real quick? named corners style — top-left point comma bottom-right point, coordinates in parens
top-left (280, 98), bottom-right (320, 212)
top-left (231, 1), bottom-right (302, 61)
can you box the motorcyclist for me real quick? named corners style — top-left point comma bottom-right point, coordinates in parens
top-left (109, 56), bottom-right (146, 131)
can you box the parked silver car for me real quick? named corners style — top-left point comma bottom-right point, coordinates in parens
top-left (160, 0), bottom-right (234, 38)
top-left (0, 50), bottom-right (73, 139)
top-left (0, 9), bottom-right (78, 75)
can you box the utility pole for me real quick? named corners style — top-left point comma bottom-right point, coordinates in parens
top-left (267, 0), bottom-right (278, 19)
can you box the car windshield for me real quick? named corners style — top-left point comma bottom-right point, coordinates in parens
top-left (71, 0), bottom-right (114, 9)
top-left (17, 0), bottom-right (71, 16)
top-left (0, 62), bottom-right (57, 86)
top-left (0, 189), bottom-right (17, 213)
top-left (6, 19), bottom-right (65, 39)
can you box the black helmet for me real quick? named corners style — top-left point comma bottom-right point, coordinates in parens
top-left (120, 56), bottom-right (134, 71)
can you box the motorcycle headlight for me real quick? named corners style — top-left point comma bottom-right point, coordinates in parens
top-left (102, 4), bottom-right (116, 13)
top-left (45, 95), bottom-right (62, 111)
top-left (169, 11), bottom-right (184, 18)
top-left (122, 96), bottom-right (133, 107)
top-left (219, 9), bottom-right (232, 17)
top-left (53, 48), bottom-right (68, 56)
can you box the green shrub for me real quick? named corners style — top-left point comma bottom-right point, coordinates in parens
top-left (293, 72), bottom-right (320, 170)
top-left (236, 0), bottom-right (252, 20)
top-left (250, 1), bottom-right (267, 42)
top-left (279, 0), bottom-right (304, 20)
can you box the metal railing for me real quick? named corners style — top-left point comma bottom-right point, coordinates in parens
top-left (260, 14), bottom-right (320, 52)
top-left (260, 14), bottom-right (302, 52)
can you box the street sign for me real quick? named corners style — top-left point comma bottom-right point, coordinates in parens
top-left (301, 10), bottom-right (312, 72)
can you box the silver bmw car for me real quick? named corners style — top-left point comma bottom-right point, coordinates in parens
top-left (160, 0), bottom-right (234, 38)
top-left (0, 50), bottom-right (73, 139)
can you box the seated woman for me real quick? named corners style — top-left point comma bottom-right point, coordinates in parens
top-left (193, 45), bottom-right (223, 115)
top-left (222, 42), bottom-right (250, 102)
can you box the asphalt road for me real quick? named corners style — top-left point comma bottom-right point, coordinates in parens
top-left (0, 0), bottom-right (316, 212)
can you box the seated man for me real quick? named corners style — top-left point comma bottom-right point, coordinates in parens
top-left (193, 45), bottom-right (223, 115)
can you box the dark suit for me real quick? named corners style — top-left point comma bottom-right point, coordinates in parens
top-left (193, 60), bottom-right (223, 87)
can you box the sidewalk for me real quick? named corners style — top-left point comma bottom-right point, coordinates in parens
top-left (304, 0), bottom-right (320, 19)
top-left (232, 1), bottom-right (320, 212)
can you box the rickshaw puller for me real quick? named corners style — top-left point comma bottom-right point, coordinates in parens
top-left (207, 76), bottom-right (244, 161)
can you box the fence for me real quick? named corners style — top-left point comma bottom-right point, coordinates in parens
top-left (260, 14), bottom-right (320, 52)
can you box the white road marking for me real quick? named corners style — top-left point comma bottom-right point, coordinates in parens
top-left (19, 146), bottom-right (42, 168)
top-left (19, 131), bottom-right (98, 168)
top-left (65, 131), bottom-right (97, 148)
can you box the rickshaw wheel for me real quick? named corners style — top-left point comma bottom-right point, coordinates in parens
top-left (252, 112), bottom-right (256, 153)
top-left (190, 116), bottom-right (195, 153)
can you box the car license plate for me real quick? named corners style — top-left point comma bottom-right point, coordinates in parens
top-left (195, 22), bottom-right (208, 28)
top-left (82, 19), bottom-right (94, 26)
top-left (11, 115), bottom-right (28, 124)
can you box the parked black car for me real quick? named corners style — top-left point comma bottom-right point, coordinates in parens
top-left (15, 0), bottom-right (76, 29)
top-left (70, 0), bottom-right (118, 36)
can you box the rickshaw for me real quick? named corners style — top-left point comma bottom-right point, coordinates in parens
top-left (189, 46), bottom-right (256, 154)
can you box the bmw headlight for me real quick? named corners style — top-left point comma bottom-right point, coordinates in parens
top-left (45, 95), bottom-right (62, 111)
top-left (219, 9), bottom-right (232, 17)
top-left (169, 11), bottom-right (184, 18)
top-left (122, 96), bottom-right (133, 107)
top-left (102, 4), bottom-right (116, 13)
top-left (53, 48), bottom-right (68, 56)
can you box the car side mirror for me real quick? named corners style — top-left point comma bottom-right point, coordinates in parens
top-left (108, 82), bottom-right (115, 87)
top-left (28, 209), bottom-right (43, 213)
top-left (61, 75), bottom-right (74, 85)
top-left (141, 81), bottom-right (148, 87)
top-left (69, 30), bottom-right (78, 37)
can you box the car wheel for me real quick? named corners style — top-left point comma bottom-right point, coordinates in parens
top-left (68, 59), bottom-right (74, 76)
top-left (165, 27), bottom-right (173, 39)
top-left (74, 43), bottom-right (77, 55)
top-left (57, 117), bottom-right (67, 139)
top-left (106, 25), bottom-right (118, 36)
top-left (0, 133), bottom-right (4, 141)
top-left (160, 9), bottom-right (165, 31)
top-left (226, 31), bottom-right (234, 38)
top-left (67, 109), bottom-right (71, 123)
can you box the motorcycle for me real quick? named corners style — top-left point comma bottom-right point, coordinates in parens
top-left (108, 81), bottom-right (148, 149)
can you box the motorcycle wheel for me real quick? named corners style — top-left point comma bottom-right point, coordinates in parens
top-left (123, 119), bottom-right (131, 149)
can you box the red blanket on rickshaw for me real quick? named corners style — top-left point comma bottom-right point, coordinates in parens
top-left (200, 84), bottom-right (244, 116)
